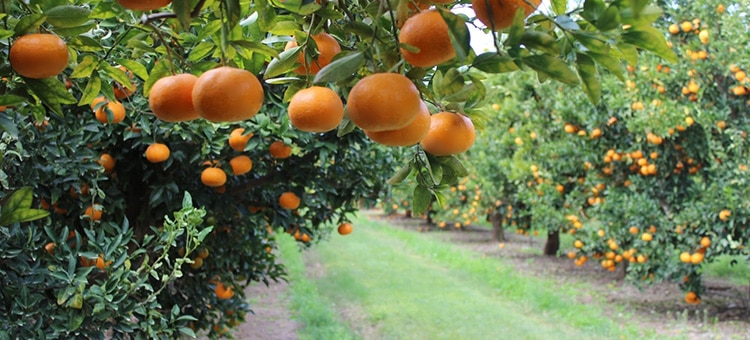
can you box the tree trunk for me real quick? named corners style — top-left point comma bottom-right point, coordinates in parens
top-left (490, 213), bottom-right (505, 242)
top-left (543, 229), bottom-right (560, 256)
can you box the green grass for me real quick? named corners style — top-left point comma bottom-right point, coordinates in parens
top-left (703, 255), bottom-right (750, 285)
top-left (310, 214), bottom-right (662, 340)
top-left (277, 234), bottom-right (359, 340)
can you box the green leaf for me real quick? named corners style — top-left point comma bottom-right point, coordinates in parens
top-left (388, 163), bottom-right (413, 185)
top-left (622, 26), bottom-right (678, 63)
top-left (336, 118), bottom-right (356, 137)
top-left (520, 31), bottom-right (560, 55)
top-left (70, 55), bottom-right (99, 79)
top-left (45, 5), bottom-right (91, 28)
top-left (439, 9), bottom-right (470, 63)
top-left (615, 43), bottom-right (639, 66)
top-left (14, 14), bottom-right (46, 35)
top-left (412, 184), bottom-right (431, 215)
top-left (102, 64), bottom-right (134, 91)
top-left (312, 51), bottom-right (364, 84)
top-left (24, 78), bottom-right (77, 115)
top-left (0, 187), bottom-right (50, 225)
top-left (0, 209), bottom-right (50, 226)
top-left (78, 75), bottom-right (101, 106)
top-left (143, 60), bottom-right (172, 97)
top-left (225, 0), bottom-right (241, 29)
top-left (588, 52), bottom-right (624, 81)
top-left (551, 0), bottom-right (567, 15)
top-left (0, 113), bottom-right (19, 137)
top-left (442, 156), bottom-right (468, 177)
top-left (264, 46), bottom-right (301, 79)
top-left (504, 10), bottom-right (526, 46)
top-left (113, 58), bottom-right (149, 81)
top-left (0, 94), bottom-right (28, 107)
top-left (581, 0), bottom-right (606, 23)
top-left (173, 0), bottom-right (192, 31)
top-left (231, 40), bottom-right (279, 58)
top-left (596, 6), bottom-right (621, 31)
top-left (576, 53), bottom-right (601, 105)
top-left (472, 52), bottom-right (520, 73)
top-left (521, 54), bottom-right (580, 85)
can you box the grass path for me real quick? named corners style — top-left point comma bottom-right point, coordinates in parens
top-left (289, 213), bottom-right (658, 340)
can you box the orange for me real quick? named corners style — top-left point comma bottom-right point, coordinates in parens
top-left (471, 0), bottom-right (541, 31)
top-left (228, 128), bottom-right (253, 151)
top-left (145, 142), bottom-right (170, 163)
top-left (399, 10), bottom-right (456, 67)
top-left (197, 248), bottom-right (209, 259)
top-left (192, 66), bottom-right (264, 122)
top-left (700, 236), bottom-right (711, 247)
top-left (9, 34), bottom-right (69, 79)
top-left (279, 192), bottom-right (300, 210)
top-left (229, 155), bottom-right (253, 175)
top-left (113, 66), bottom-right (135, 100)
top-left (98, 153), bottom-right (116, 174)
top-left (269, 141), bottom-right (292, 159)
top-left (288, 86), bottom-right (344, 132)
top-left (690, 252), bottom-right (704, 264)
top-left (736, 71), bottom-right (747, 82)
top-left (668, 24), bottom-right (680, 34)
top-left (641, 232), bottom-right (653, 242)
top-left (215, 282), bottom-right (234, 300)
top-left (44, 242), bottom-right (56, 255)
top-left (84, 205), bottom-right (103, 221)
top-left (201, 167), bottom-right (227, 187)
top-left (573, 240), bottom-right (583, 248)
top-left (421, 112), bottom-right (476, 155)
top-left (338, 222), bottom-right (354, 235)
top-left (366, 100), bottom-right (431, 146)
top-left (346, 73), bottom-right (421, 132)
top-left (149, 73), bottom-right (200, 122)
top-left (680, 20), bottom-right (693, 32)
top-left (285, 33), bottom-right (341, 75)
top-left (95, 254), bottom-right (112, 270)
top-left (685, 291), bottom-right (699, 304)
top-left (679, 252), bottom-right (691, 263)
top-left (190, 257), bottom-right (203, 269)
top-left (116, 0), bottom-right (172, 11)
top-left (91, 97), bottom-right (126, 124)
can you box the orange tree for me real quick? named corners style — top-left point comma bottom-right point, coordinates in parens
top-left (0, 0), bottom-right (670, 337)
top-left (462, 0), bottom-right (749, 304)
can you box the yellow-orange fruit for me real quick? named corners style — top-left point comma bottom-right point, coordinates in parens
top-left (288, 86), bottom-right (344, 132)
top-left (149, 74), bottom-right (200, 122)
top-left (399, 10), bottom-right (456, 68)
top-left (285, 33), bottom-right (341, 75)
top-left (192, 67), bottom-right (264, 122)
top-left (229, 155), bottom-right (253, 175)
top-left (228, 128), bottom-right (253, 151)
top-left (10, 34), bottom-right (69, 79)
top-left (91, 97), bottom-right (126, 124)
top-left (269, 141), bottom-right (292, 159)
top-left (145, 143), bottom-right (170, 163)
top-left (279, 192), bottom-right (300, 209)
top-left (201, 167), bottom-right (227, 187)
top-left (420, 112), bottom-right (476, 156)
top-left (346, 73), bottom-right (421, 132)
top-left (365, 101), bottom-right (431, 146)
top-left (471, 0), bottom-right (541, 31)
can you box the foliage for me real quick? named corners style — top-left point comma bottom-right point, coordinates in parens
top-left (0, 0), bottom-right (671, 336)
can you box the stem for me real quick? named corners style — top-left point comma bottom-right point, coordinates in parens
top-left (147, 23), bottom-right (177, 75)
top-left (139, 0), bottom-right (208, 25)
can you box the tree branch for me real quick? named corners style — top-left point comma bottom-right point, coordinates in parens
top-left (139, 0), bottom-right (207, 25)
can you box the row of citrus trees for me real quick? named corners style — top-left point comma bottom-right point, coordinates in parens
top-left (0, 0), bottom-right (670, 337)
top-left (388, 0), bottom-right (749, 304)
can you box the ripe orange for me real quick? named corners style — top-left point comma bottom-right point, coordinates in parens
top-left (201, 167), bottom-right (227, 187)
top-left (98, 153), bottom-right (116, 173)
top-left (45, 242), bottom-right (56, 255)
top-left (192, 66), bottom-right (264, 122)
top-left (215, 282), bottom-right (234, 300)
top-left (685, 291), bottom-right (700, 304)
top-left (84, 205), bottom-right (103, 221)
top-left (338, 222), bottom-right (353, 235)
top-left (346, 73), bottom-right (421, 132)
top-left (573, 240), bottom-right (583, 248)
top-left (229, 155), bottom-right (253, 176)
top-left (641, 232), bottom-right (653, 242)
top-left (228, 128), bottom-right (253, 151)
top-left (690, 252), bottom-right (704, 264)
top-left (9, 34), bottom-right (69, 79)
top-left (399, 10), bottom-right (456, 68)
top-left (116, 0), bottom-right (172, 11)
top-left (113, 65), bottom-right (135, 100)
top-left (269, 141), bottom-right (292, 159)
top-left (366, 100), bottom-right (431, 146)
top-left (288, 86), bottom-right (344, 132)
top-left (736, 71), bottom-right (747, 82)
top-left (421, 112), bottom-right (476, 156)
top-left (680, 20), bottom-right (693, 32)
top-left (190, 257), bottom-right (204, 269)
top-left (149, 73), bottom-right (200, 122)
top-left (700, 236), bottom-right (711, 247)
top-left (471, 0), bottom-right (541, 31)
top-left (668, 24), bottom-right (680, 34)
top-left (679, 252), bottom-right (692, 263)
top-left (279, 192), bottom-right (300, 210)
top-left (95, 254), bottom-right (112, 270)
top-left (145, 142), bottom-right (170, 163)
top-left (285, 33), bottom-right (341, 75)
top-left (91, 97), bottom-right (126, 124)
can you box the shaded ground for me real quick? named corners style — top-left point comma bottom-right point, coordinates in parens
top-left (235, 280), bottom-right (300, 340)
top-left (376, 211), bottom-right (750, 339)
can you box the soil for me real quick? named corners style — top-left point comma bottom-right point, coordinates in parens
top-left (376, 212), bottom-right (750, 339)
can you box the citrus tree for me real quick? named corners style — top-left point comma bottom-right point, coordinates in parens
top-left (454, 0), bottom-right (749, 304)
top-left (0, 0), bottom-right (671, 337)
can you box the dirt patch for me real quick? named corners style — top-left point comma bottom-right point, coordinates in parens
top-left (227, 280), bottom-right (300, 340)
top-left (375, 211), bottom-right (750, 339)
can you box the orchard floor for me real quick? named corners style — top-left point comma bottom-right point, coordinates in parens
top-left (228, 210), bottom-right (749, 339)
